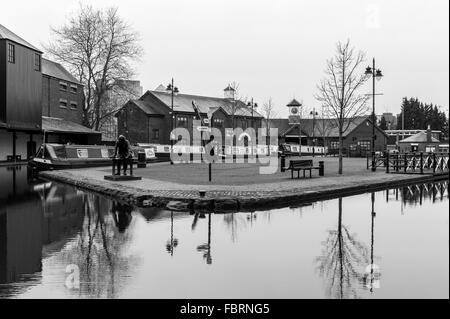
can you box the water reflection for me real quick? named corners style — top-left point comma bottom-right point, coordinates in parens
top-left (166, 212), bottom-right (179, 256)
top-left (315, 197), bottom-right (370, 299)
top-left (196, 213), bottom-right (212, 265)
top-left (0, 165), bottom-right (448, 299)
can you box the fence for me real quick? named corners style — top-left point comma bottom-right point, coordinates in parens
top-left (369, 152), bottom-right (449, 174)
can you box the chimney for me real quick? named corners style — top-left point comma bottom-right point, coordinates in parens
top-left (426, 125), bottom-right (432, 143)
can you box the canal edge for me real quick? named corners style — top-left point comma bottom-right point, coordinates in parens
top-left (38, 171), bottom-right (449, 213)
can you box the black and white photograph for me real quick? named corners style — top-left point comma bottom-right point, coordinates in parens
top-left (0, 0), bottom-right (448, 310)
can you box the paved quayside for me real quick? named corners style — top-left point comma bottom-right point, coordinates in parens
top-left (38, 158), bottom-right (449, 212)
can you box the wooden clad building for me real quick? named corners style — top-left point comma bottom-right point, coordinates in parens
top-left (0, 24), bottom-right (43, 161)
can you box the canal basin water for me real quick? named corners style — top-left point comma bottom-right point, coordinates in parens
top-left (0, 165), bottom-right (448, 299)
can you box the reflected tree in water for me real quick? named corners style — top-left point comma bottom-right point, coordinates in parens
top-left (315, 198), bottom-right (370, 299)
top-left (223, 213), bottom-right (252, 243)
top-left (59, 195), bottom-right (139, 298)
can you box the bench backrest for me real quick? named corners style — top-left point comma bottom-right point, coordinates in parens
top-left (289, 160), bottom-right (313, 168)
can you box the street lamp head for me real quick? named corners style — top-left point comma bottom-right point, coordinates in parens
top-left (174, 87), bottom-right (179, 94)
top-left (365, 66), bottom-right (373, 76)
top-left (254, 103), bottom-right (258, 108)
top-left (375, 69), bottom-right (383, 81)
top-left (166, 84), bottom-right (173, 92)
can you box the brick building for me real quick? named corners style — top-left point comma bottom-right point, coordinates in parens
top-left (100, 79), bottom-right (143, 142)
top-left (267, 116), bottom-right (388, 156)
top-left (116, 86), bottom-right (264, 146)
top-left (41, 58), bottom-right (84, 124)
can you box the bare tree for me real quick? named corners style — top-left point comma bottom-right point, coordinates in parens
top-left (315, 40), bottom-right (369, 174)
top-left (46, 5), bottom-right (143, 130)
top-left (261, 98), bottom-right (278, 150)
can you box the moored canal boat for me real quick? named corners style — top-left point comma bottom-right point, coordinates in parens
top-left (29, 143), bottom-right (157, 171)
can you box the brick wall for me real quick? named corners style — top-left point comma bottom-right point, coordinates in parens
top-left (42, 75), bottom-right (84, 124)
top-left (345, 121), bottom-right (387, 152)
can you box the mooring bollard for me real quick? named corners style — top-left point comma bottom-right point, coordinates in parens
top-left (137, 151), bottom-right (146, 168)
top-left (433, 153), bottom-right (437, 173)
top-left (281, 154), bottom-right (286, 172)
top-left (209, 162), bottom-right (212, 182)
top-left (319, 161), bottom-right (324, 177)
top-left (386, 151), bottom-right (390, 173)
top-left (420, 152), bottom-right (424, 174)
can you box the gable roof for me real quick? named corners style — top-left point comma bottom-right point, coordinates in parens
top-left (128, 99), bottom-right (164, 116)
top-left (0, 24), bottom-right (42, 52)
top-left (149, 91), bottom-right (264, 118)
top-left (268, 116), bottom-right (383, 138)
top-left (287, 99), bottom-right (302, 107)
top-left (42, 58), bottom-right (81, 85)
top-left (399, 131), bottom-right (440, 143)
top-left (262, 118), bottom-right (293, 136)
top-left (42, 117), bottom-right (100, 135)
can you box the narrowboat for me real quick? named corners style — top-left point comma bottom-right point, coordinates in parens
top-left (29, 143), bottom-right (157, 171)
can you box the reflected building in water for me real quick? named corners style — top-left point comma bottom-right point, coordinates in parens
top-left (0, 166), bottom-right (85, 290)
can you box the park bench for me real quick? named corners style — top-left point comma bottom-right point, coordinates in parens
top-left (287, 160), bottom-right (323, 179)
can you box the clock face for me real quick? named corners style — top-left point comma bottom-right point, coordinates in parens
top-left (291, 107), bottom-right (299, 115)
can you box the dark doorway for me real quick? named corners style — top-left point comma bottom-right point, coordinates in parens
top-left (27, 140), bottom-right (37, 159)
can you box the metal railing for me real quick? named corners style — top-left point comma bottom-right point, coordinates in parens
top-left (369, 152), bottom-right (449, 174)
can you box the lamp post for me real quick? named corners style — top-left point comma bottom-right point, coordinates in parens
top-left (310, 108), bottom-right (319, 157)
top-left (166, 211), bottom-right (179, 256)
top-left (166, 79), bottom-right (179, 165)
top-left (247, 98), bottom-right (258, 152)
top-left (365, 59), bottom-right (383, 172)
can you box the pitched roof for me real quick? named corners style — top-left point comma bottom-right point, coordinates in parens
top-left (42, 117), bottom-right (100, 135)
top-left (268, 116), bottom-right (377, 138)
top-left (42, 58), bottom-right (81, 85)
top-left (129, 99), bottom-right (164, 116)
top-left (0, 24), bottom-right (42, 52)
top-left (399, 131), bottom-right (440, 143)
top-left (262, 118), bottom-right (293, 136)
top-left (287, 99), bottom-right (302, 107)
top-left (149, 91), bottom-right (264, 118)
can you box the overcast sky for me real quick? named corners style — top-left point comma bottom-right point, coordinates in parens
top-left (1, 0), bottom-right (448, 117)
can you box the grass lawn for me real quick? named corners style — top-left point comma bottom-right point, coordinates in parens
top-left (130, 156), bottom-right (373, 186)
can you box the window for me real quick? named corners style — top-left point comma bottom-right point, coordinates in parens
top-left (358, 140), bottom-right (371, 151)
top-left (59, 99), bottom-right (68, 108)
top-left (176, 116), bottom-right (188, 128)
top-left (330, 141), bottom-right (340, 149)
top-left (70, 101), bottom-right (77, 109)
top-left (59, 82), bottom-right (68, 91)
top-left (152, 129), bottom-right (160, 140)
top-left (70, 85), bottom-right (78, 94)
top-left (213, 118), bottom-right (224, 128)
top-left (34, 53), bottom-right (41, 71)
top-left (8, 44), bottom-right (15, 63)
top-left (349, 144), bottom-right (357, 151)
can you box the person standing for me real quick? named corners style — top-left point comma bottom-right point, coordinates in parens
top-left (113, 135), bottom-right (132, 175)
